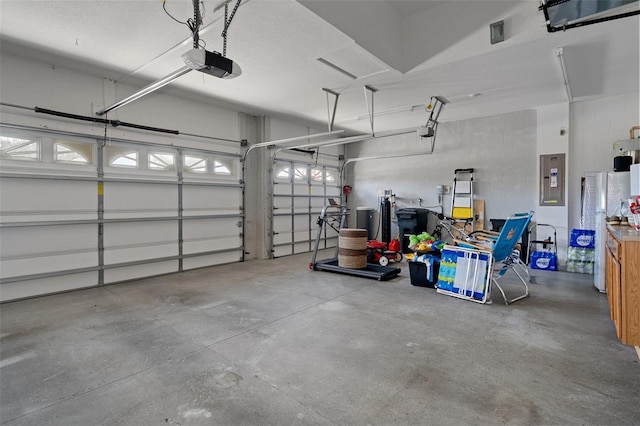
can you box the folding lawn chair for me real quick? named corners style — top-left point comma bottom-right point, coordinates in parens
top-left (439, 212), bottom-right (533, 305)
top-left (469, 211), bottom-right (534, 284)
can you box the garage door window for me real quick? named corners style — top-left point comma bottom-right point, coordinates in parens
top-left (325, 169), bottom-right (337, 183)
top-left (54, 141), bottom-right (94, 164)
top-left (214, 159), bottom-right (233, 176)
top-left (0, 135), bottom-right (40, 161)
top-left (311, 168), bottom-right (324, 182)
top-left (110, 152), bottom-right (138, 168)
top-left (275, 164), bottom-right (290, 180)
top-left (149, 152), bottom-right (175, 171)
top-left (184, 155), bottom-right (207, 173)
top-left (294, 166), bottom-right (307, 180)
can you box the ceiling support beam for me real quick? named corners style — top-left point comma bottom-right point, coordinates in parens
top-left (323, 88), bottom-right (340, 132)
top-left (363, 85), bottom-right (378, 136)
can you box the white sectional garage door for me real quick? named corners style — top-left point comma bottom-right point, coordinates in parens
top-left (0, 126), bottom-right (243, 302)
top-left (271, 157), bottom-right (342, 258)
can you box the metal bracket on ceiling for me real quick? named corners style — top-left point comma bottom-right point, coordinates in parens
top-left (323, 88), bottom-right (340, 132)
top-left (363, 85), bottom-right (378, 136)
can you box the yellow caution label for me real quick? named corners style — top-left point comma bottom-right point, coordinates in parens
top-left (97, 182), bottom-right (104, 196)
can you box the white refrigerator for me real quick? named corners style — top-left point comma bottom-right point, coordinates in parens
top-left (582, 171), bottom-right (630, 292)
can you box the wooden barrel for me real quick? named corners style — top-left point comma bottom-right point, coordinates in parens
top-left (338, 228), bottom-right (368, 269)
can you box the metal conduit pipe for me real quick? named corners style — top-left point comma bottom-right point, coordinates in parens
top-left (279, 127), bottom-right (417, 152)
top-left (338, 134), bottom-right (438, 190)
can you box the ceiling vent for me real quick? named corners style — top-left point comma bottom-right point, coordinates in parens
top-left (490, 20), bottom-right (505, 44)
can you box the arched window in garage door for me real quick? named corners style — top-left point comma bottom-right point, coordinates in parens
top-left (54, 141), bottom-right (94, 164)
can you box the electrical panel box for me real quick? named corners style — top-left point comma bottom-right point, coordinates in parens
top-left (540, 153), bottom-right (565, 206)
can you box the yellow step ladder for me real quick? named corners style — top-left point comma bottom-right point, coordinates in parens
top-left (451, 168), bottom-right (474, 220)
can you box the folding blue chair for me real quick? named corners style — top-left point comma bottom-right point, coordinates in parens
top-left (443, 212), bottom-right (534, 305)
top-left (468, 211), bottom-right (534, 285)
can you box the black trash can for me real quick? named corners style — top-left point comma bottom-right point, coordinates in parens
top-left (397, 208), bottom-right (430, 253)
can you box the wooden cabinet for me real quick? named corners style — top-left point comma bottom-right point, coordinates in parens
top-left (605, 244), bottom-right (621, 337)
top-left (605, 226), bottom-right (640, 346)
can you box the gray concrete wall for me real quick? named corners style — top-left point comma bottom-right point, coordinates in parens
top-left (344, 110), bottom-right (538, 238)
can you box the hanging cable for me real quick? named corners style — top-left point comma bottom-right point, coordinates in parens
top-left (163, 0), bottom-right (205, 47)
top-left (162, 0), bottom-right (187, 24)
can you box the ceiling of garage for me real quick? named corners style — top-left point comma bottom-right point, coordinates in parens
top-left (0, 0), bottom-right (638, 135)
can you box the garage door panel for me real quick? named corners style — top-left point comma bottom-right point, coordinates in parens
top-left (293, 208), bottom-right (312, 217)
top-left (325, 236), bottom-right (338, 248)
top-left (273, 197), bottom-right (291, 211)
top-left (1, 225), bottom-right (97, 257)
top-left (326, 228), bottom-right (339, 239)
top-left (104, 182), bottom-right (177, 219)
top-left (294, 229), bottom-right (310, 240)
top-left (274, 207), bottom-right (292, 215)
top-left (0, 178), bottom-right (97, 222)
top-left (182, 185), bottom-right (241, 216)
top-left (104, 221), bottom-right (177, 245)
top-left (183, 251), bottom-right (242, 270)
top-left (104, 221), bottom-right (178, 264)
top-left (293, 185), bottom-right (309, 196)
top-left (104, 260), bottom-right (178, 284)
top-left (293, 198), bottom-right (309, 209)
top-left (104, 245), bottom-right (178, 265)
top-left (327, 187), bottom-right (341, 196)
top-left (273, 232), bottom-right (292, 245)
top-left (310, 198), bottom-right (326, 209)
top-left (273, 183), bottom-right (291, 195)
top-left (294, 242), bottom-right (310, 254)
top-left (1, 253), bottom-right (98, 278)
top-left (183, 208), bottom-right (241, 217)
top-left (273, 216), bottom-right (291, 230)
top-left (183, 217), bottom-right (240, 240)
top-left (294, 215), bottom-right (310, 230)
top-left (0, 272), bottom-right (99, 302)
top-left (309, 186), bottom-right (325, 196)
top-left (183, 236), bottom-right (241, 255)
top-left (273, 245), bottom-right (292, 257)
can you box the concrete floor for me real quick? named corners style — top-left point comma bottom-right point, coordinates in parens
top-left (1, 251), bottom-right (639, 425)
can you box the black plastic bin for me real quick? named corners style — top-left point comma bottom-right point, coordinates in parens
top-left (408, 255), bottom-right (440, 288)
